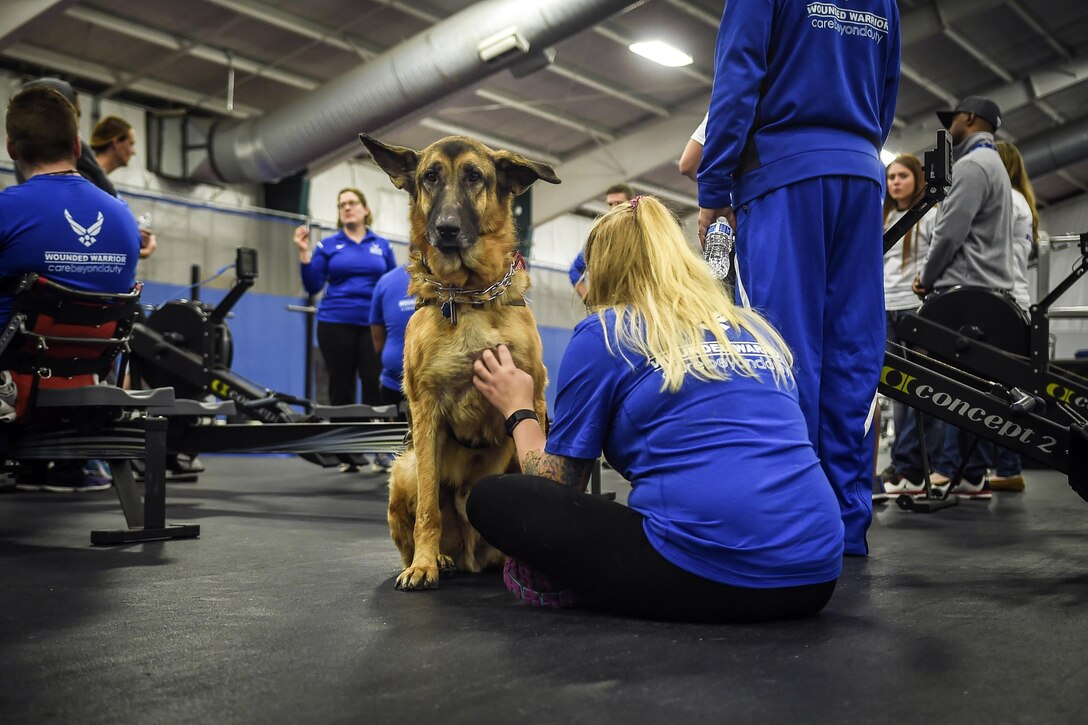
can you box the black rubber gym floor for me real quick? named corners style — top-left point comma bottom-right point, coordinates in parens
top-left (2, 454), bottom-right (1086, 724)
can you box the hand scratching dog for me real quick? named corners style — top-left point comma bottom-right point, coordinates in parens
top-left (359, 133), bottom-right (559, 590)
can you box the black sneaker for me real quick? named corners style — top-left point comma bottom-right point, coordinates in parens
top-left (14, 461), bottom-right (50, 491)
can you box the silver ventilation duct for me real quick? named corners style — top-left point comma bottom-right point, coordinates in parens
top-left (200, 0), bottom-right (635, 184)
top-left (1019, 115), bottom-right (1088, 180)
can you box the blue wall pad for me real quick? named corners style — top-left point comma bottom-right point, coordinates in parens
top-left (141, 281), bottom-right (309, 402)
top-left (141, 281), bottom-right (573, 413)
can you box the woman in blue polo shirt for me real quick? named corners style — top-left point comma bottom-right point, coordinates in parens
top-left (294, 188), bottom-right (396, 423)
top-left (467, 195), bottom-right (843, 622)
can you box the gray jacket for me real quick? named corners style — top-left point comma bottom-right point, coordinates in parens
top-left (921, 132), bottom-right (1013, 291)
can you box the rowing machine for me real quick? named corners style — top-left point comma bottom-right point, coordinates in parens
top-left (877, 133), bottom-right (1088, 511)
top-left (128, 248), bottom-right (408, 466)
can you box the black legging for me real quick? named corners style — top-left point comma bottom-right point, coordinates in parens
top-left (467, 474), bottom-right (837, 623)
top-left (316, 322), bottom-right (382, 406)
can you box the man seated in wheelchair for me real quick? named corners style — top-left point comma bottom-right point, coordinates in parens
top-left (1, 85), bottom-right (141, 492)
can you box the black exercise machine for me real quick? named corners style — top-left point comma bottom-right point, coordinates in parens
top-left (896, 234), bottom-right (1088, 429)
top-left (128, 248), bottom-right (408, 464)
top-left (877, 132), bottom-right (1088, 512)
top-left (0, 274), bottom-right (199, 544)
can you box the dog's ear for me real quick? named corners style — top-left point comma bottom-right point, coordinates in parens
top-left (494, 151), bottom-right (561, 197)
top-left (360, 134), bottom-right (419, 192)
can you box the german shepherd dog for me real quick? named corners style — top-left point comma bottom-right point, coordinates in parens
top-left (359, 134), bottom-right (560, 590)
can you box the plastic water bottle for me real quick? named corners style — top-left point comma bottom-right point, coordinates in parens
top-left (704, 217), bottom-right (734, 280)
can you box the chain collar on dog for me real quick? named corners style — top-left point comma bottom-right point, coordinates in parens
top-left (417, 252), bottom-right (527, 325)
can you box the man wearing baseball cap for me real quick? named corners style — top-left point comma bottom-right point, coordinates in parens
top-left (935, 95), bottom-right (1002, 133)
top-left (913, 94), bottom-right (1013, 499)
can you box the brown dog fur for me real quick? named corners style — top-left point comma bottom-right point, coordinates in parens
top-left (360, 133), bottom-right (560, 590)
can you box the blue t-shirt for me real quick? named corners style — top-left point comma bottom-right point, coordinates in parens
top-left (546, 311), bottom-right (844, 588)
top-left (0, 175), bottom-right (140, 321)
top-left (568, 249), bottom-right (586, 287)
top-left (300, 228), bottom-right (397, 326)
top-left (368, 265), bottom-right (415, 392)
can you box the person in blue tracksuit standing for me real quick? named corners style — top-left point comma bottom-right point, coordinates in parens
top-left (294, 188), bottom-right (396, 407)
top-left (698, 0), bottom-right (901, 555)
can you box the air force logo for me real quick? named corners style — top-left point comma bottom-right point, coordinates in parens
top-left (65, 209), bottom-right (105, 247)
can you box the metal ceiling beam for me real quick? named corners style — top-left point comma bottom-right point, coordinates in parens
top-left (628, 179), bottom-right (696, 208)
top-left (0, 0), bottom-right (77, 51)
top-left (899, 62), bottom-right (959, 107)
top-left (418, 118), bottom-right (562, 166)
top-left (888, 55), bottom-right (1088, 156)
top-left (942, 26), bottom-right (1013, 84)
top-left (532, 107), bottom-right (705, 224)
top-left (201, 0), bottom-right (381, 58)
top-left (364, 0), bottom-right (676, 117)
top-left (661, 0), bottom-right (721, 30)
top-left (208, 0), bottom-right (671, 122)
top-left (1007, 0), bottom-right (1072, 61)
top-left (592, 24), bottom-right (714, 87)
top-left (372, 0), bottom-right (443, 24)
top-left (474, 88), bottom-right (617, 142)
top-left (361, 0), bottom-right (677, 118)
top-left (2, 42), bottom-right (259, 118)
top-left (64, 6), bottom-right (320, 91)
top-left (901, 0), bottom-right (1009, 46)
top-left (204, 0), bottom-right (636, 183)
top-left (547, 60), bottom-right (671, 117)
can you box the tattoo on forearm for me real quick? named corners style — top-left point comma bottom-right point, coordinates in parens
top-left (522, 450), bottom-right (594, 490)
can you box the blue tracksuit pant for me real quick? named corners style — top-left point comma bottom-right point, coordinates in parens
top-left (735, 176), bottom-right (885, 555)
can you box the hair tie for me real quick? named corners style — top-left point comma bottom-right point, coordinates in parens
top-left (629, 195), bottom-right (642, 209)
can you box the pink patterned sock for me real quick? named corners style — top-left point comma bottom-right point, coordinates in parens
top-left (502, 557), bottom-right (581, 608)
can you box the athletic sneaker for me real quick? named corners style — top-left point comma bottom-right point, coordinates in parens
top-left (503, 557), bottom-right (581, 608)
top-left (883, 474), bottom-right (926, 496)
top-left (82, 460), bottom-right (113, 480)
top-left (42, 461), bottom-right (112, 493)
top-left (337, 462), bottom-right (359, 473)
top-left (949, 478), bottom-right (993, 500)
top-left (369, 453), bottom-right (394, 474)
top-left (989, 474), bottom-right (1025, 492)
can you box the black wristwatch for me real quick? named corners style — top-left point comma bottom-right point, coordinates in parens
top-left (504, 409), bottom-right (539, 437)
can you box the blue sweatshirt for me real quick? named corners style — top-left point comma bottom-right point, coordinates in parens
top-left (698, 0), bottom-right (901, 208)
top-left (300, 228), bottom-right (397, 326)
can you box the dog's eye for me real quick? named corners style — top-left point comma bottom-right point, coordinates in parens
top-left (467, 170), bottom-right (482, 183)
top-left (423, 170), bottom-right (439, 184)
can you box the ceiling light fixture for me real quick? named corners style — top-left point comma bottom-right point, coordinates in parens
top-left (629, 40), bottom-right (693, 68)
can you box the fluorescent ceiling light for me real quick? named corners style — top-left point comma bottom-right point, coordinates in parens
top-left (880, 149), bottom-right (897, 166)
top-left (629, 40), bottom-right (693, 68)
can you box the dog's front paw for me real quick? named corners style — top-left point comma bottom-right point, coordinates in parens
top-left (395, 564), bottom-right (439, 590)
top-left (437, 554), bottom-right (456, 579)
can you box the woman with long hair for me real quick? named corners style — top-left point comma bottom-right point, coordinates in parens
top-left (466, 196), bottom-right (843, 622)
top-left (984, 142), bottom-right (1040, 492)
top-left (880, 154), bottom-right (944, 496)
top-left (997, 141), bottom-right (1039, 312)
top-left (294, 188), bottom-right (397, 472)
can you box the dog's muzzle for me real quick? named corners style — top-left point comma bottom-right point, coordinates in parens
top-left (431, 222), bottom-right (473, 252)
